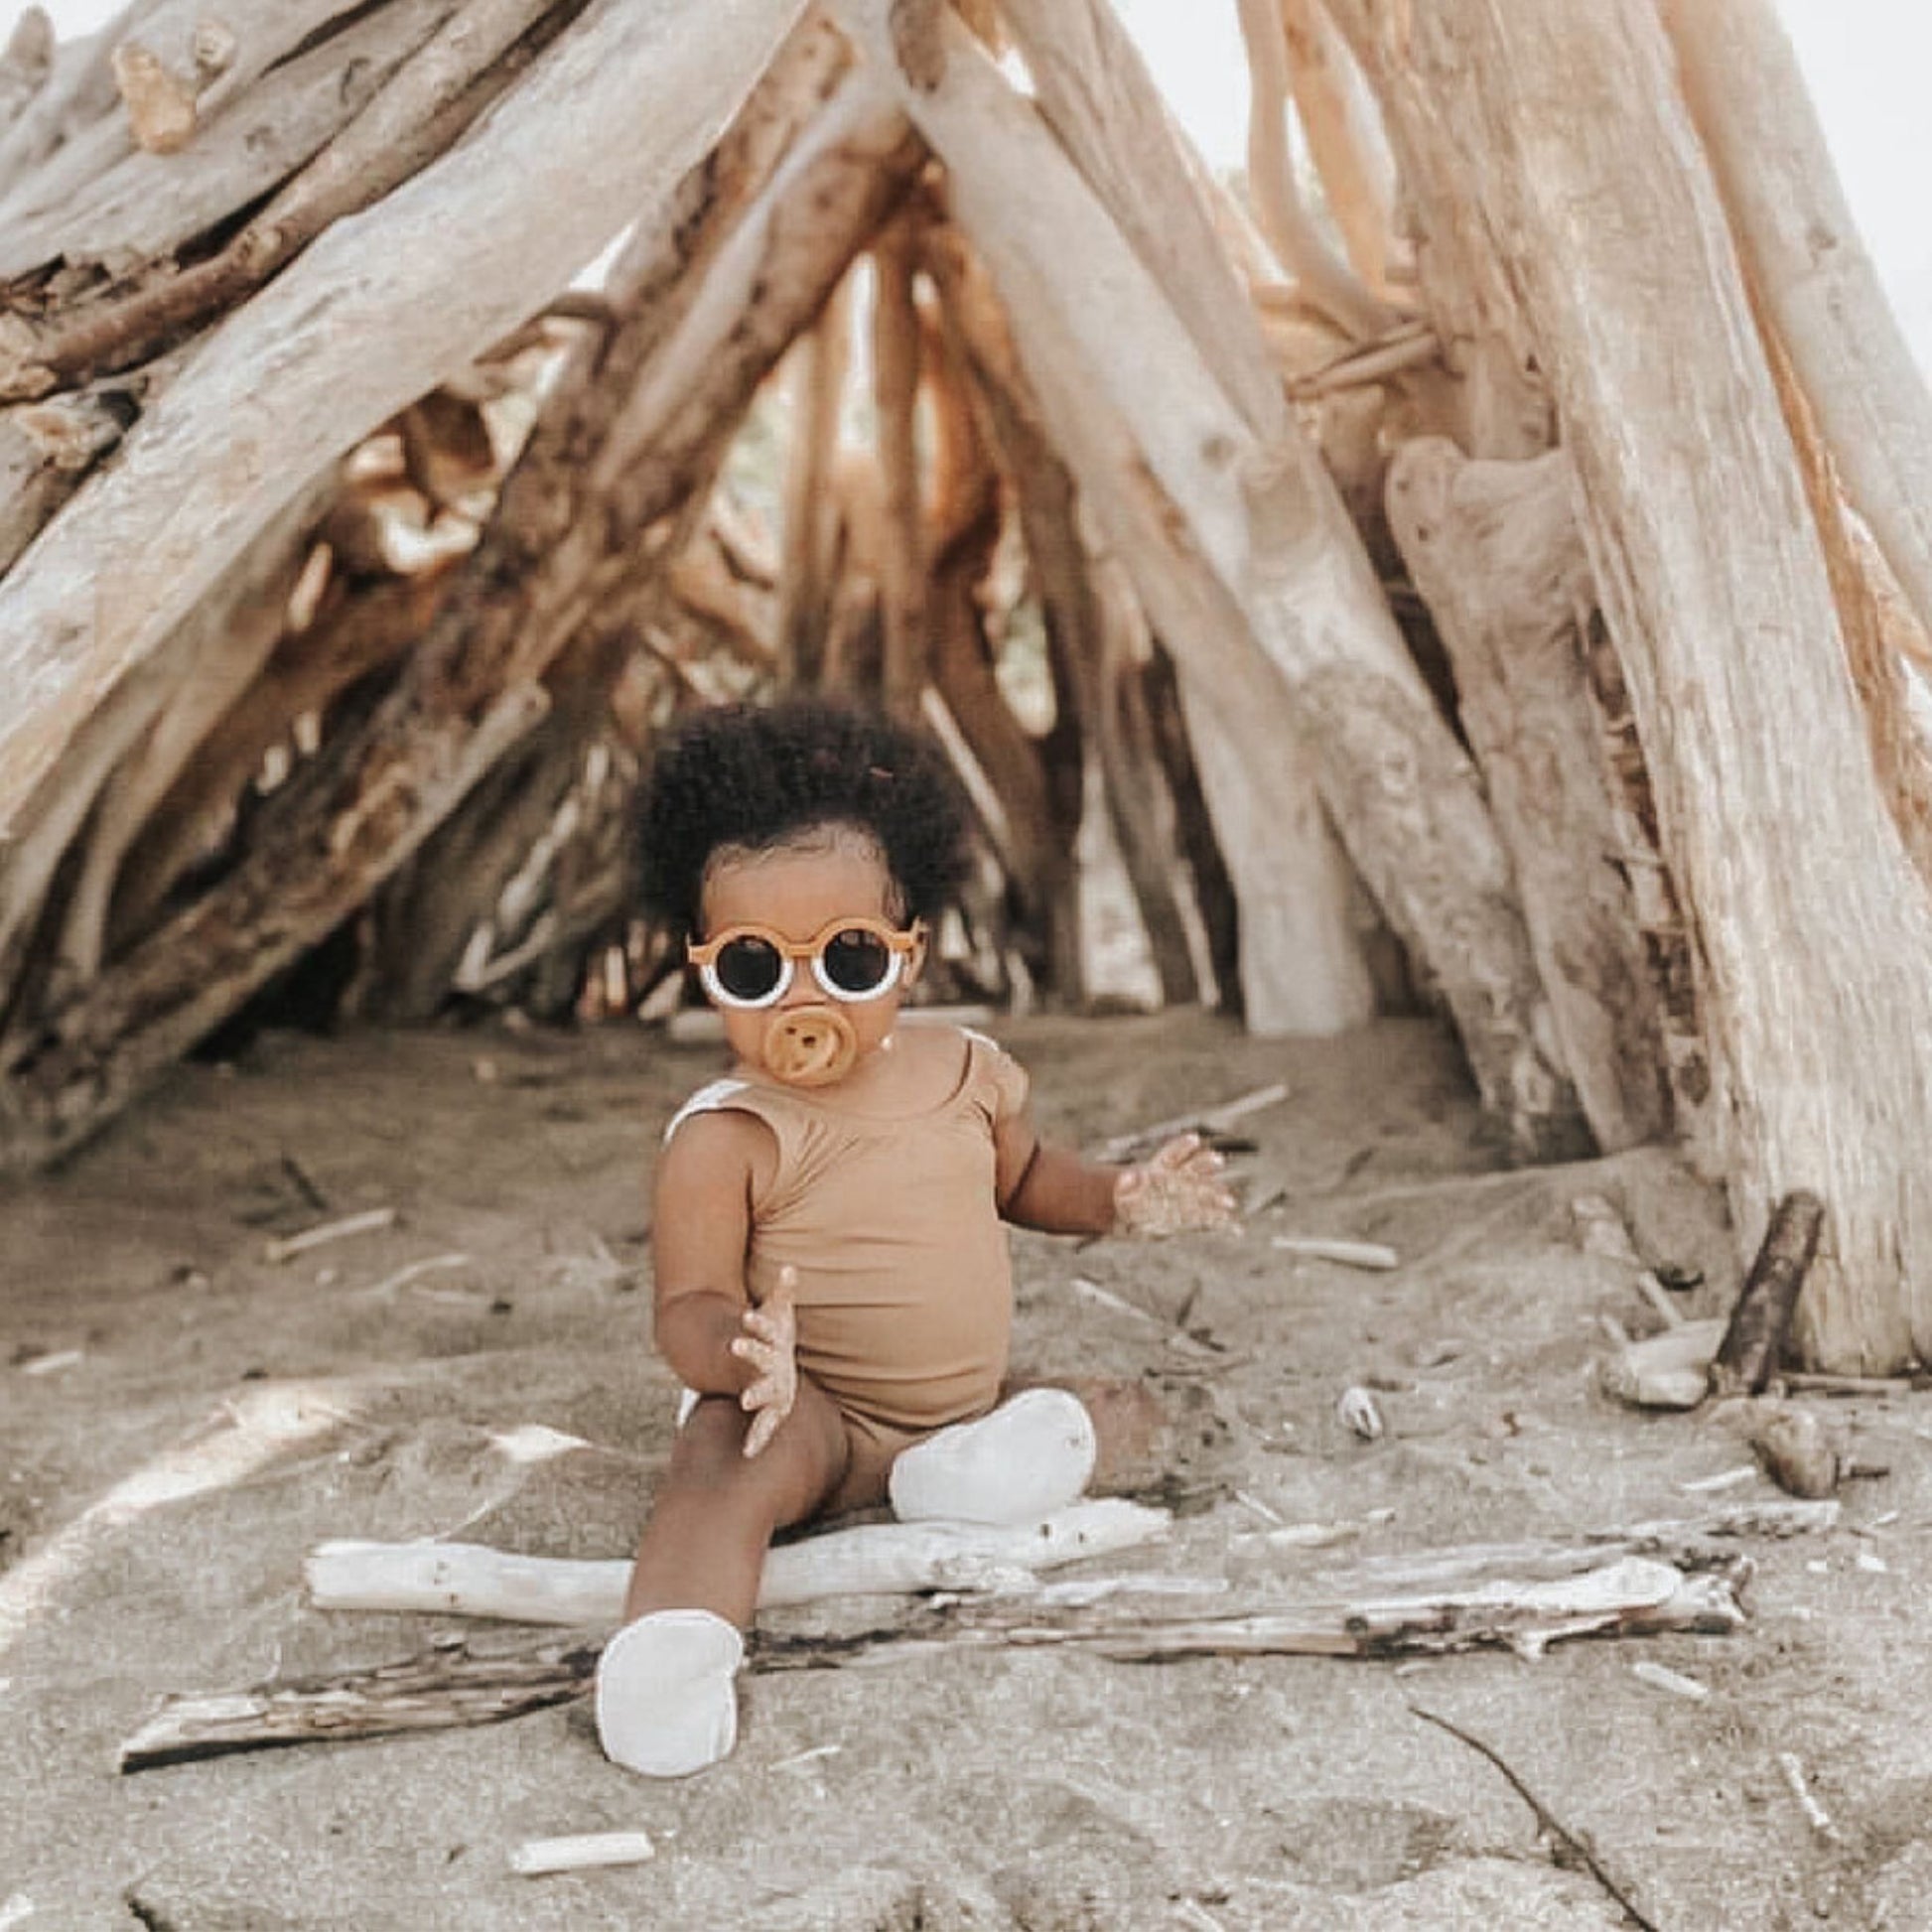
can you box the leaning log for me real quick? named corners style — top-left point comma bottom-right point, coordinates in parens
top-left (1385, 438), bottom-right (1670, 1153)
top-left (851, 0), bottom-right (1587, 1159)
top-left (0, 0), bottom-right (809, 839)
top-left (1346, 0), bottom-right (1932, 1369)
top-left (1709, 1191), bottom-right (1827, 1398)
top-left (0, 60), bottom-right (923, 1169)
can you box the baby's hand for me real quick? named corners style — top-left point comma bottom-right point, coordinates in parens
top-left (731, 1266), bottom-right (798, 1458)
top-left (1113, 1134), bottom-right (1238, 1238)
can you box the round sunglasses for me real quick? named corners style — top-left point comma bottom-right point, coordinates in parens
top-left (686, 916), bottom-right (926, 1010)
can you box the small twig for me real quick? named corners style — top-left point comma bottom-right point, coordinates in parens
top-left (1271, 1234), bottom-right (1399, 1271)
top-left (1777, 1751), bottom-right (1842, 1845)
top-left (351, 1253), bottom-right (473, 1301)
top-left (510, 1831), bottom-right (654, 1876)
top-left (278, 1154), bottom-right (331, 1214)
top-left (1093, 1081), bottom-right (1290, 1163)
top-left (263, 1206), bottom-right (397, 1264)
top-left (1410, 1707), bottom-right (1664, 1932)
top-left (1781, 1372), bottom-right (1916, 1397)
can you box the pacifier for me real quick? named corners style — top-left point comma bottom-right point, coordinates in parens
top-left (759, 1004), bottom-right (858, 1087)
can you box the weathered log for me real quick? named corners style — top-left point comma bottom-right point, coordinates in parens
top-left (123, 1548), bottom-right (1740, 1770)
top-left (1710, 1191), bottom-right (1827, 1398)
top-left (0, 44), bottom-right (920, 1169)
top-left (857, 0), bottom-right (1587, 1156)
top-left (1233, 0), bottom-right (1398, 340)
top-left (307, 1502), bottom-right (1173, 1624)
top-left (1346, 0), bottom-right (1932, 1369)
top-left (118, 1635), bottom-right (601, 1772)
top-left (871, 221), bottom-right (926, 720)
top-left (1385, 438), bottom-right (1670, 1154)
top-left (0, 0), bottom-right (457, 283)
top-left (995, 0), bottom-right (1286, 438)
top-left (1278, 0), bottom-right (1398, 295)
top-left (775, 284), bottom-right (852, 688)
top-left (0, 0), bottom-right (809, 841)
top-left (1661, 0), bottom-right (1932, 656)
top-left (929, 257), bottom-right (1194, 1005)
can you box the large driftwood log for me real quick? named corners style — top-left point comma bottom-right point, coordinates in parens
top-left (122, 1549), bottom-right (1741, 1771)
top-left (1385, 438), bottom-right (1670, 1154)
top-left (0, 56), bottom-right (922, 1169)
top-left (0, 0), bottom-right (809, 840)
top-left (1661, 0), bottom-right (1932, 655)
top-left (1352, 0), bottom-right (1932, 1369)
top-left (852, 0), bottom-right (1587, 1158)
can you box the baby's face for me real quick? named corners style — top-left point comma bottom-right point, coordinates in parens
top-left (697, 833), bottom-right (921, 1086)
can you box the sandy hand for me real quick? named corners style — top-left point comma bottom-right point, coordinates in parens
top-left (1113, 1134), bottom-right (1238, 1238)
top-left (731, 1266), bottom-right (798, 1458)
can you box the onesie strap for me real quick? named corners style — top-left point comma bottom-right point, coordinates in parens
top-left (663, 1077), bottom-right (755, 1145)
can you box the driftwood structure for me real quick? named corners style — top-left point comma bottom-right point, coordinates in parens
top-left (3, 0), bottom-right (1931, 1371)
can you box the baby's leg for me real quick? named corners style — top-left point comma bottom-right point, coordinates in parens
top-left (600, 1377), bottom-right (848, 1777)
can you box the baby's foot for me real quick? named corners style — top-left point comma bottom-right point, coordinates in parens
top-left (595, 1607), bottom-right (744, 1777)
top-left (889, 1388), bottom-right (1097, 1525)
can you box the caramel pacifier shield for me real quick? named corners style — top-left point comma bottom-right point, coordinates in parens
top-left (761, 1006), bottom-right (857, 1087)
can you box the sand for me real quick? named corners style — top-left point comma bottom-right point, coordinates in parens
top-left (2, 1010), bottom-right (1927, 1929)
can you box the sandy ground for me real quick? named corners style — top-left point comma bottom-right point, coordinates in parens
top-left (3, 1010), bottom-right (1929, 1930)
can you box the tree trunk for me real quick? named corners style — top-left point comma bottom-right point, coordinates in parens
top-left (1354, 0), bottom-right (1932, 1370)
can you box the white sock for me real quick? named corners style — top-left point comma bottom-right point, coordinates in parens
top-left (889, 1388), bottom-right (1097, 1526)
top-left (595, 1607), bottom-right (744, 1778)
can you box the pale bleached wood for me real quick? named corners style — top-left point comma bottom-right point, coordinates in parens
top-left (994, 0), bottom-right (1287, 439)
top-left (0, 54), bottom-right (917, 1168)
top-left (1278, 0), bottom-right (1397, 293)
top-left (1233, 0), bottom-right (1398, 341)
top-left (306, 1502), bottom-right (1173, 1622)
top-left (0, 0), bottom-right (458, 283)
top-left (1385, 438), bottom-right (1670, 1154)
top-left (0, 13), bottom-right (121, 202)
top-left (1661, 0), bottom-right (1932, 656)
top-left (0, 8), bottom-right (53, 134)
top-left (0, 391), bottom-right (125, 574)
top-left (853, 1), bottom-right (1587, 1156)
top-left (923, 222), bottom-right (1373, 1037)
top-left (0, 0), bottom-right (809, 841)
top-left (1359, 0), bottom-right (1932, 1369)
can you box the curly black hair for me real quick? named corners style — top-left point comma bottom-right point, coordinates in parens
top-left (636, 697), bottom-right (973, 936)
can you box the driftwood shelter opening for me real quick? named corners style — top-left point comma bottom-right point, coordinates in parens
top-left (4, 0), bottom-right (1932, 1381)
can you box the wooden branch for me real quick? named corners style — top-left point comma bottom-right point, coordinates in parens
top-left (0, 17), bottom-right (119, 204)
top-left (118, 1633), bottom-right (600, 1772)
top-left (1661, 0), bottom-right (1932, 658)
top-left (870, 220), bottom-right (925, 718)
top-left (125, 1544), bottom-right (1743, 1771)
top-left (0, 388), bottom-right (127, 575)
top-left (2, 0), bottom-right (569, 401)
top-left (0, 0), bottom-right (463, 286)
top-left (306, 1502), bottom-right (1173, 1624)
top-left (0, 0), bottom-right (807, 841)
top-left (1710, 1191), bottom-right (1827, 1398)
top-left (1277, 0), bottom-right (1399, 293)
top-left (1411, 1708), bottom-right (1664, 1932)
top-left (995, 0), bottom-right (1289, 438)
top-left (0, 8), bottom-right (53, 137)
top-left (0, 44), bottom-right (921, 1169)
top-left (775, 283), bottom-right (852, 687)
top-left (1233, 0), bottom-right (1399, 340)
top-left (1384, 437), bottom-right (1671, 1153)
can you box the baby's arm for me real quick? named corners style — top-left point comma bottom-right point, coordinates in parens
top-left (651, 1110), bottom-right (796, 1453)
top-left (996, 1115), bottom-right (1235, 1238)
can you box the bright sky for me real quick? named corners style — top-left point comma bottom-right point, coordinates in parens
top-left (20, 0), bottom-right (1932, 374)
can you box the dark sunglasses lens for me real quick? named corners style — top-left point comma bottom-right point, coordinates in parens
top-left (821, 928), bottom-right (893, 995)
top-left (714, 936), bottom-right (783, 1002)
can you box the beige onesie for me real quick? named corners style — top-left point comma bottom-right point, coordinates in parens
top-left (665, 1029), bottom-right (1030, 1491)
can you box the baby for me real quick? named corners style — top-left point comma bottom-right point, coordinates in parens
top-left (598, 697), bottom-right (1234, 1776)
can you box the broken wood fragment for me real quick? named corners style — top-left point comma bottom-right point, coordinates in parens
top-left (1272, 1234), bottom-right (1398, 1271)
top-left (1601, 1318), bottom-right (1725, 1411)
top-left (1709, 1190), bottom-right (1826, 1398)
top-left (510, 1831), bottom-right (655, 1876)
top-left (1745, 1401), bottom-right (1843, 1500)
